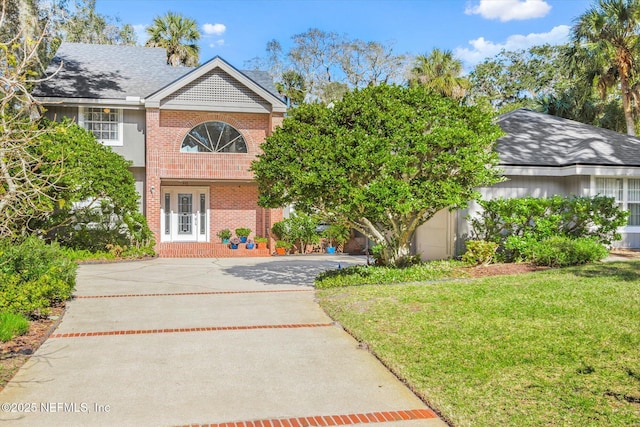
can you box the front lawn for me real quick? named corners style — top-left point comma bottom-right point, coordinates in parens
top-left (317, 261), bottom-right (640, 426)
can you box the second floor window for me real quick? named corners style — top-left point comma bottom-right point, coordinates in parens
top-left (181, 121), bottom-right (247, 153)
top-left (79, 107), bottom-right (123, 146)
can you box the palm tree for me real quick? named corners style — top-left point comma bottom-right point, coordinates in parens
top-left (408, 49), bottom-right (469, 99)
top-left (145, 12), bottom-right (200, 67)
top-left (571, 0), bottom-right (640, 135)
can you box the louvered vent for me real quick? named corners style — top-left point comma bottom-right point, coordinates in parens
top-left (163, 69), bottom-right (269, 108)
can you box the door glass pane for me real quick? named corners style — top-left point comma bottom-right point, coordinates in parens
top-left (199, 194), bottom-right (206, 235)
top-left (164, 194), bottom-right (171, 235)
top-left (178, 193), bottom-right (192, 234)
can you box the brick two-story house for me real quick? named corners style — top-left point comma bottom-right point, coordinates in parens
top-left (34, 42), bottom-right (287, 257)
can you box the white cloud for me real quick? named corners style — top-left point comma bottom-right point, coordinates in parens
top-left (209, 39), bottom-right (225, 48)
top-left (454, 25), bottom-right (570, 67)
top-left (465, 0), bottom-right (551, 22)
top-left (133, 24), bottom-right (148, 45)
top-left (202, 23), bottom-right (226, 35)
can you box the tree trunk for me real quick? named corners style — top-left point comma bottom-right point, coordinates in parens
top-left (621, 74), bottom-right (636, 136)
top-left (381, 240), bottom-right (414, 267)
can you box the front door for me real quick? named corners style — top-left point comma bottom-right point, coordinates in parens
top-left (161, 187), bottom-right (209, 242)
top-left (178, 193), bottom-right (193, 236)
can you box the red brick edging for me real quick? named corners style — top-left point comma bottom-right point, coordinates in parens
top-left (178, 409), bottom-right (438, 426)
top-left (50, 323), bottom-right (333, 338)
top-left (74, 289), bottom-right (312, 299)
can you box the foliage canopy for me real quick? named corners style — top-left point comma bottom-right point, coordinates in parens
top-left (30, 119), bottom-right (153, 251)
top-left (252, 84), bottom-right (504, 265)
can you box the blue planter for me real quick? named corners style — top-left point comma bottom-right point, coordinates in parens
top-left (239, 236), bottom-right (248, 243)
top-left (222, 238), bottom-right (230, 244)
top-left (230, 243), bottom-right (239, 249)
top-left (246, 243), bottom-right (255, 249)
top-left (326, 246), bottom-right (336, 254)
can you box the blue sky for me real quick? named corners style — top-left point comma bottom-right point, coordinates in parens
top-left (96, 0), bottom-right (593, 70)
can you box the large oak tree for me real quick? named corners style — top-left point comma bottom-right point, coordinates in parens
top-left (251, 84), bottom-right (504, 266)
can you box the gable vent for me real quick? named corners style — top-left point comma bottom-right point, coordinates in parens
top-left (162, 69), bottom-right (269, 109)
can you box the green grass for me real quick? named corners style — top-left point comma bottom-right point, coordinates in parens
top-left (315, 260), bottom-right (468, 288)
top-left (0, 312), bottom-right (29, 342)
top-left (317, 261), bottom-right (640, 426)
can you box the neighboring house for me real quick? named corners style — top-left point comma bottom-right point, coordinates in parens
top-left (415, 108), bottom-right (640, 260)
top-left (34, 42), bottom-right (287, 257)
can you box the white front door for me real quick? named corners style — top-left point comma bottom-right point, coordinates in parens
top-left (161, 187), bottom-right (209, 242)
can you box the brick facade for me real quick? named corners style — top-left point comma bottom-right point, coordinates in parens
top-left (146, 108), bottom-right (285, 257)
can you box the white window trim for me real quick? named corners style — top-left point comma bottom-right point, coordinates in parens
top-left (591, 176), bottom-right (640, 231)
top-left (78, 107), bottom-right (124, 146)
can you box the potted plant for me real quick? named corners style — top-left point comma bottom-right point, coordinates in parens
top-left (216, 228), bottom-right (232, 244)
top-left (323, 224), bottom-right (350, 254)
top-left (235, 227), bottom-right (251, 243)
top-left (229, 237), bottom-right (241, 249)
top-left (245, 238), bottom-right (255, 249)
top-left (275, 240), bottom-right (291, 255)
top-left (255, 236), bottom-right (268, 249)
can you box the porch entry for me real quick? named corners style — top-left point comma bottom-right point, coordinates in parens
top-left (161, 186), bottom-right (209, 242)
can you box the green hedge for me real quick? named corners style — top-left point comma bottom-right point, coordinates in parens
top-left (470, 195), bottom-right (628, 246)
top-left (469, 196), bottom-right (624, 264)
top-left (0, 237), bottom-right (76, 316)
top-left (527, 236), bottom-right (610, 267)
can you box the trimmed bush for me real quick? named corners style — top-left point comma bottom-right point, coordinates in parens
top-left (527, 236), bottom-right (609, 267)
top-left (503, 235), bottom-right (538, 263)
top-left (462, 240), bottom-right (499, 265)
top-left (470, 195), bottom-right (628, 246)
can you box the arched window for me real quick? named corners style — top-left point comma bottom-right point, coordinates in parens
top-left (181, 121), bottom-right (247, 153)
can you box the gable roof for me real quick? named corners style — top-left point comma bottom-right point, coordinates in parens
top-left (33, 42), bottom-right (187, 100)
top-left (33, 43), bottom-right (284, 110)
top-left (145, 56), bottom-right (286, 113)
top-left (496, 109), bottom-right (640, 168)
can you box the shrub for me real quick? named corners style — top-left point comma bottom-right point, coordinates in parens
top-left (470, 195), bottom-right (628, 246)
top-left (0, 312), bottom-right (29, 342)
top-left (0, 237), bottom-right (76, 316)
top-left (462, 240), bottom-right (499, 265)
top-left (527, 236), bottom-right (609, 267)
top-left (272, 213), bottom-right (320, 253)
top-left (503, 235), bottom-right (537, 263)
top-left (254, 236), bottom-right (268, 243)
top-left (323, 223), bottom-right (351, 248)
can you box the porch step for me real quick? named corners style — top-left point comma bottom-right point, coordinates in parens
top-left (157, 243), bottom-right (272, 258)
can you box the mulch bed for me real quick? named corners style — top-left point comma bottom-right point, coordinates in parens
top-left (467, 263), bottom-right (549, 278)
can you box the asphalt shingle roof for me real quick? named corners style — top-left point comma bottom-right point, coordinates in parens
top-left (33, 42), bottom-right (281, 101)
top-left (496, 109), bottom-right (640, 167)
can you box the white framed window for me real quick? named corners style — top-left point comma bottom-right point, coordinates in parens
top-left (78, 107), bottom-right (123, 146)
top-left (594, 177), bottom-right (640, 227)
top-left (181, 121), bottom-right (247, 153)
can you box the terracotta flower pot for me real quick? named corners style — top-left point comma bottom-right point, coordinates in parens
top-left (275, 247), bottom-right (286, 255)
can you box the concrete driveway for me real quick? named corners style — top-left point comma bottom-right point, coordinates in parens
top-left (0, 256), bottom-right (446, 426)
